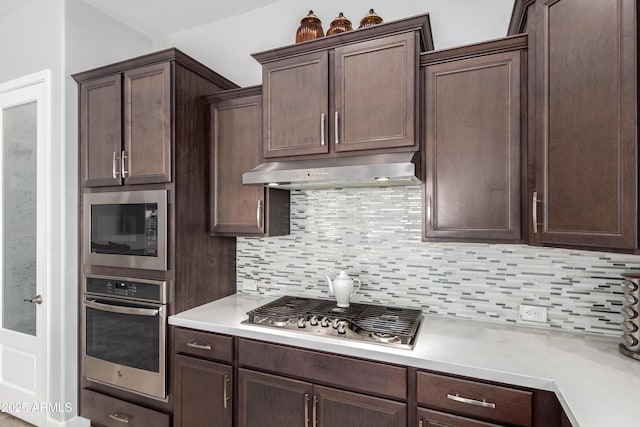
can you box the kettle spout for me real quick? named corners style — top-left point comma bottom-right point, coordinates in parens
top-left (326, 276), bottom-right (334, 295)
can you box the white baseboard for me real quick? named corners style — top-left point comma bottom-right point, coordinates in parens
top-left (45, 415), bottom-right (91, 427)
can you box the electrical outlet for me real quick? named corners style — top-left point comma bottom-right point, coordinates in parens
top-left (243, 279), bottom-right (258, 292)
top-left (519, 305), bottom-right (548, 322)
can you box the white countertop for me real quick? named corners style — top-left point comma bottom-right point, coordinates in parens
top-left (169, 293), bottom-right (640, 427)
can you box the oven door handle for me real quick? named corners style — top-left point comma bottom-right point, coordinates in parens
top-left (84, 300), bottom-right (160, 317)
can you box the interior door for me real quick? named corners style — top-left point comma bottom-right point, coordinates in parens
top-left (0, 72), bottom-right (48, 426)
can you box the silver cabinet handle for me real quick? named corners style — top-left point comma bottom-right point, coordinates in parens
top-left (108, 413), bottom-right (129, 424)
top-left (446, 393), bottom-right (496, 409)
top-left (312, 395), bottom-right (318, 426)
top-left (532, 191), bottom-right (539, 234)
top-left (418, 419), bottom-right (423, 427)
top-left (186, 342), bottom-right (212, 351)
top-left (304, 393), bottom-right (310, 427)
top-left (121, 150), bottom-right (128, 178)
top-left (320, 113), bottom-right (325, 146)
top-left (334, 111), bottom-right (339, 144)
top-left (256, 199), bottom-right (263, 228)
top-left (223, 374), bottom-right (230, 409)
top-left (23, 295), bottom-right (43, 304)
top-left (112, 151), bottom-right (120, 179)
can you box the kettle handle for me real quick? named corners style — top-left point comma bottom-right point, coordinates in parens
top-left (350, 279), bottom-right (361, 297)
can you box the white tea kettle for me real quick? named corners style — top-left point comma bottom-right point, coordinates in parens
top-left (326, 270), bottom-right (361, 307)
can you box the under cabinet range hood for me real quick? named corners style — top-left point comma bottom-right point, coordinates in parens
top-left (242, 152), bottom-right (421, 190)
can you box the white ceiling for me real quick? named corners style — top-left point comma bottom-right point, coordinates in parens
top-left (81, 0), bottom-right (283, 39)
top-left (0, 0), bottom-right (35, 17)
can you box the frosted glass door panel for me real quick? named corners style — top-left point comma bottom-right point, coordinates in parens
top-left (2, 101), bottom-right (37, 336)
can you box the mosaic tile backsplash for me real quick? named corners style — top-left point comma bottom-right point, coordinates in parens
top-left (237, 186), bottom-right (640, 337)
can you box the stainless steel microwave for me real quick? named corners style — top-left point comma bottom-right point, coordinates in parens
top-left (83, 190), bottom-right (167, 270)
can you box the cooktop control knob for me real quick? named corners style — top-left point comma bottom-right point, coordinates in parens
top-left (309, 315), bottom-right (319, 326)
top-left (297, 317), bottom-right (307, 328)
top-left (337, 321), bottom-right (349, 335)
top-left (332, 318), bottom-right (341, 329)
top-left (320, 317), bottom-right (330, 327)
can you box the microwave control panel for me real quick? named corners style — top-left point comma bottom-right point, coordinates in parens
top-left (85, 275), bottom-right (166, 303)
top-left (145, 205), bottom-right (158, 255)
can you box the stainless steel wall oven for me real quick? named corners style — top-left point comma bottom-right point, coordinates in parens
top-left (83, 190), bottom-right (168, 271)
top-left (82, 274), bottom-right (168, 400)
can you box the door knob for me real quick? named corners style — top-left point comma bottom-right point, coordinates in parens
top-left (23, 295), bottom-right (43, 304)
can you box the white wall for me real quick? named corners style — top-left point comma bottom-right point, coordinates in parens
top-left (158, 0), bottom-right (515, 87)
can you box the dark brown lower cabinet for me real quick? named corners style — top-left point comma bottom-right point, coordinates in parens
top-left (238, 369), bottom-right (406, 427)
top-left (81, 388), bottom-right (170, 427)
top-left (173, 354), bottom-right (233, 427)
top-left (315, 385), bottom-right (406, 427)
top-left (238, 369), bottom-right (312, 427)
top-left (418, 407), bottom-right (503, 427)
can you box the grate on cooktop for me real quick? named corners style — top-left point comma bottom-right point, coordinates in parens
top-left (308, 300), bottom-right (367, 319)
top-left (246, 296), bottom-right (321, 321)
top-left (353, 305), bottom-right (422, 338)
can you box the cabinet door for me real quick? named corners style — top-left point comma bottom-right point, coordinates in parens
top-left (334, 32), bottom-right (416, 152)
top-left (262, 51), bottom-right (329, 158)
top-left (530, 0), bottom-right (636, 249)
top-left (424, 51), bottom-right (522, 242)
top-left (417, 407), bottom-right (503, 427)
top-left (211, 94), bottom-right (266, 235)
top-left (123, 62), bottom-right (172, 184)
top-left (314, 385), bottom-right (406, 427)
top-left (173, 354), bottom-right (232, 427)
top-left (79, 74), bottom-right (122, 187)
top-left (238, 368), bottom-right (313, 427)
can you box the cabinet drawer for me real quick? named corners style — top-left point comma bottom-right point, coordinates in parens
top-left (81, 389), bottom-right (169, 427)
top-left (418, 407), bottom-right (503, 427)
top-left (238, 338), bottom-right (406, 400)
top-left (416, 371), bottom-right (532, 427)
top-left (174, 328), bottom-right (233, 363)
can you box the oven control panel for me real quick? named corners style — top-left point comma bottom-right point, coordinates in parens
top-left (84, 275), bottom-right (166, 303)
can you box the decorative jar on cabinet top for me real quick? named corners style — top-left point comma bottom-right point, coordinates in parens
top-left (327, 12), bottom-right (353, 36)
top-left (295, 10), bottom-right (324, 43)
top-left (358, 9), bottom-right (383, 29)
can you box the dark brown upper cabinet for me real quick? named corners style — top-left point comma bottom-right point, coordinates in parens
top-left (208, 87), bottom-right (290, 237)
top-left (253, 14), bottom-right (434, 160)
top-left (421, 36), bottom-right (527, 243)
top-left (512, 0), bottom-right (638, 251)
top-left (77, 62), bottom-right (171, 187)
top-left (74, 49), bottom-right (237, 188)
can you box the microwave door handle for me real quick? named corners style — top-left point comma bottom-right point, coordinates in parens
top-left (84, 300), bottom-right (160, 317)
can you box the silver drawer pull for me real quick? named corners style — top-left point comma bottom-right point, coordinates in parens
top-left (109, 413), bottom-right (130, 423)
top-left (187, 342), bottom-right (212, 351)
top-left (121, 150), bottom-right (128, 178)
top-left (112, 151), bottom-right (120, 179)
top-left (304, 393), bottom-right (310, 427)
top-left (532, 191), bottom-right (539, 234)
top-left (223, 374), bottom-right (230, 409)
top-left (447, 393), bottom-right (496, 409)
top-left (320, 113), bottom-right (325, 146)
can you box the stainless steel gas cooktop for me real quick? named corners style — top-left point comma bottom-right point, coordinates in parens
top-left (243, 296), bottom-right (423, 350)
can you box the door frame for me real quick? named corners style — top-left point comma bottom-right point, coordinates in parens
top-left (0, 69), bottom-right (50, 426)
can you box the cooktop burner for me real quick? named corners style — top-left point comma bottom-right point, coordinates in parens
top-left (243, 296), bottom-right (422, 350)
